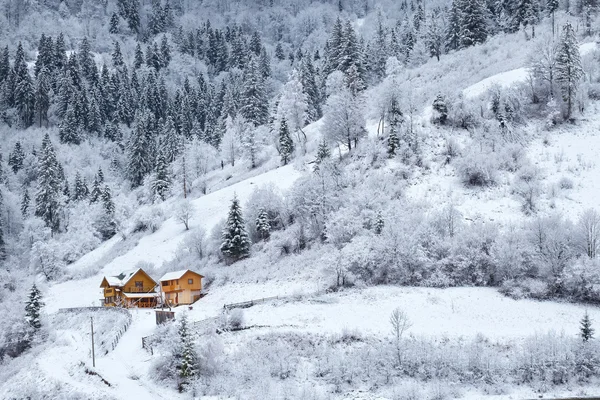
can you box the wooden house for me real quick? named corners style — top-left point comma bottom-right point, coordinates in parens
top-left (159, 270), bottom-right (204, 306)
top-left (100, 268), bottom-right (160, 308)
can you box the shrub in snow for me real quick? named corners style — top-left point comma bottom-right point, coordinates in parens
top-left (130, 204), bottom-right (165, 233)
top-left (456, 149), bottom-right (499, 187)
top-left (559, 176), bottom-right (574, 190)
top-left (219, 309), bottom-right (245, 331)
top-left (442, 137), bottom-right (461, 164)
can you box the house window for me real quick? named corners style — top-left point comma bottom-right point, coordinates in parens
top-left (135, 281), bottom-right (143, 290)
top-left (188, 279), bottom-right (193, 284)
top-left (162, 281), bottom-right (169, 286)
top-left (176, 280), bottom-right (179, 285)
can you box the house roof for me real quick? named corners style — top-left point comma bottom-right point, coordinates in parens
top-left (100, 268), bottom-right (158, 288)
top-left (122, 292), bottom-right (161, 298)
top-left (160, 269), bottom-right (204, 282)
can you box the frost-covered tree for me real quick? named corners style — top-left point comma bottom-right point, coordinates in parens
top-left (109, 12), bottom-right (120, 34)
top-left (240, 57), bottom-right (269, 126)
top-left (25, 284), bottom-right (43, 332)
top-left (220, 195), bottom-right (250, 262)
top-left (576, 209), bottom-right (600, 258)
top-left (580, 311), bottom-right (594, 342)
top-left (278, 118), bottom-right (294, 165)
top-left (9, 141), bottom-right (25, 173)
top-left (374, 211), bottom-right (385, 234)
top-left (323, 73), bottom-right (366, 151)
top-left (432, 93), bottom-right (448, 125)
top-left (315, 139), bottom-right (331, 165)
top-left (176, 199), bottom-right (194, 231)
top-left (387, 97), bottom-right (403, 156)
top-left (177, 313), bottom-right (196, 392)
top-left (127, 111), bottom-right (153, 187)
top-left (555, 23), bottom-right (583, 119)
top-left (35, 135), bottom-right (62, 232)
top-left (59, 105), bottom-right (80, 144)
top-left (152, 151), bottom-right (171, 201)
top-left (34, 68), bottom-right (50, 128)
top-left (256, 208), bottom-right (271, 240)
top-left (21, 189), bottom-right (30, 217)
top-left (277, 70), bottom-right (308, 153)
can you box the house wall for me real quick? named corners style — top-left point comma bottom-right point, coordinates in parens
top-left (123, 271), bottom-right (157, 293)
top-left (161, 271), bottom-right (203, 305)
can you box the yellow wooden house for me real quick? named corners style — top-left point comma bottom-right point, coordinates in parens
top-left (100, 268), bottom-right (160, 308)
top-left (159, 270), bottom-right (204, 306)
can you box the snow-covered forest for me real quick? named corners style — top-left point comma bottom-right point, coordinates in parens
top-left (2, 0), bottom-right (600, 398)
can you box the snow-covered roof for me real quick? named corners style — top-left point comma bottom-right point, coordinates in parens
top-left (160, 269), bottom-right (202, 282)
top-left (103, 268), bottom-right (144, 287)
top-left (122, 292), bottom-right (161, 298)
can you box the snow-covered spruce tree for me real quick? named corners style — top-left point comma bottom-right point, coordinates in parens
top-left (152, 151), bottom-right (171, 201)
top-left (240, 57), bottom-right (269, 126)
top-left (97, 185), bottom-right (116, 240)
top-left (220, 196), bottom-right (251, 263)
top-left (35, 134), bottom-right (62, 233)
top-left (316, 139), bottom-right (331, 165)
top-left (127, 111), bottom-right (153, 187)
top-left (445, 0), bottom-right (463, 51)
top-left (25, 284), bottom-right (44, 333)
top-left (555, 22), bottom-right (584, 120)
top-left (387, 98), bottom-right (403, 157)
top-left (256, 208), bottom-right (271, 240)
top-left (177, 313), bottom-right (197, 392)
top-left (278, 118), bottom-right (294, 166)
top-left (109, 12), bottom-right (120, 34)
top-left (300, 57), bottom-right (322, 122)
top-left (34, 67), bottom-right (50, 128)
top-left (8, 141), bottom-right (25, 173)
top-left (14, 42), bottom-right (35, 128)
top-left (21, 189), bottom-right (30, 217)
top-left (581, 311), bottom-right (595, 342)
top-left (432, 93), bottom-right (448, 125)
top-left (459, 0), bottom-right (488, 48)
top-left (374, 211), bottom-right (385, 235)
top-left (59, 105), bottom-right (80, 145)
top-left (89, 176), bottom-right (101, 204)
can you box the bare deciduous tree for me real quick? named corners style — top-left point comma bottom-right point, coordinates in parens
top-left (390, 307), bottom-right (412, 368)
top-left (577, 209), bottom-right (600, 259)
top-left (176, 199), bottom-right (195, 231)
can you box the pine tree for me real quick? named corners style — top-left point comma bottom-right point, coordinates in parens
top-left (8, 141), bottom-right (25, 173)
top-left (127, 111), bottom-right (153, 187)
top-left (177, 313), bottom-right (196, 392)
top-left (134, 43), bottom-right (144, 69)
top-left (34, 68), bottom-right (50, 128)
top-left (59, 105), bottom-right (81, 145)
top-left (275, 42), bottom-right (285, 61)
top-left (25, 284), bottom-right (44, 331)
top-left (432, 93), bottom-right (448, 125)
top-left (109, 12), bottom-right (120, 34)
top-left (256, 208), bottom-right (271, 240)
top-left (220, 195), bottom-right (251, 262)
top-left (160, 35), bottom-right (172, 68)
top-left (112, 41), bottom-right (125, 68)
top-left (21, 189), bottom-right (30, 217)
top-left (555, 22), bottom-right (584, 120)
top-left (0, 46), bottom-right (10, 83)
top-left (152, 151), bottom-right (170, 201)
top-left (278, 118), bottom-right (294, 165)
top-left (14, 43), bottom-right (35, 128)
top-left (580, 311), bottom-right (595, 342)
top-left (98, 185), bottom-right (116, 239)
top-left (315, 139), bottom-right (331, 164)
top-left (387, 98), bottom-right (403, 156)
top-left (240, 57), bottom-right (269, 126)
top-left (73, 172), bottom-right (88, 201)
top-left (460, 0), bottom-right (488, 48)
top-left (35, 134), bottom-right (62, 232)
top-left (300, 57), bottom-right (322, 122)
top-left (446, 0), bottom-right (462, 52)
top-left (374, 211), bottom-right (384, 234)
top-left (90, 177), bottom-right (102, 204)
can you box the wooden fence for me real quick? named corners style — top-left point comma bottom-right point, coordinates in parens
top-left (57, 306), bottom-right (132, 354)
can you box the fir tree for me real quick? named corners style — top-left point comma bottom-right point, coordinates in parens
top-left (300, 57), bottom-right (322, 122)
top-left (59, 106), bottom-right (81, 145)
top-left (0, 46), bottom-right (10, 83)
top-left (112, 41), bottom-right (125, 68)
top-left (374, 211), bottom-right (385, 234)
top-left (220, 195), bottom-right (251, 262)
top-left (90, 177), bottom-right (102, 204)
top-left (580, 311), bottom-right (595, 342)
top-left (152, 151), bottom-right (170, 201)
top-left (240, 57), bottom-right (269, 126)
top-left (460, 0), bottom-right (488, 48)
top-left (547, 0), bottom-right (559, 36)
top-left (109, 12), bottom-right (120, 34)
top-left (35, 134), bottom-right (62, 232)
top-left (9, 141), bottom-right (25, 173)
top-left (275, 42), bottom-right (285, 61)
top-left (160, 35), bottom-right (172, 68)
top-left (177, 313), bottom-right (196, 392)
top-left (134, 43), bottom-right (144, 69)
top-left (256, 208), bottom-right (271, 240)
top-left (14, 43), bottom-right (35, 128)
top-left (432, 93), bottom-right (448, 125)
top-left (98, 185), bottom-right (116, 239)
top-left (73, 172), bottom-right (88, 201)
top-left (278, 118), bottom-right (294, 165)
top-left (25, 284), bottom-right (44, 331)
top-left (34, 68), bottom-right (50, 128)
top-left (387, 98), bottom-right (403, 156)
top-left (555, 22), bottom-right (584, 120)
top-left (127, 111), bottom-right (153, 187)
top-left (315, 139), bottom-right (331, 166)
top-left (21, 189), bottom-right (30, 217)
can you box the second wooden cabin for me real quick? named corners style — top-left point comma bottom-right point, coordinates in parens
top-left (159, 269), bottom-right (204, 306)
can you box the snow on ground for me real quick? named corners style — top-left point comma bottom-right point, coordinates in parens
top-left (45, 163), bottom-right (303, 312)
top-left (463, 42), bottom-right (596, 99)
top-left (235, 286), bottom-right (600, 340)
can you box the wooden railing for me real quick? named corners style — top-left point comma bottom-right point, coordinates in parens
top-left (223, 296), bottom-right (280, 310)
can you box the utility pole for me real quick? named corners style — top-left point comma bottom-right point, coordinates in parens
top-left (182, 155), bottom-right (187, 199)
top-left (90, 316), bottom-right (96, 368)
